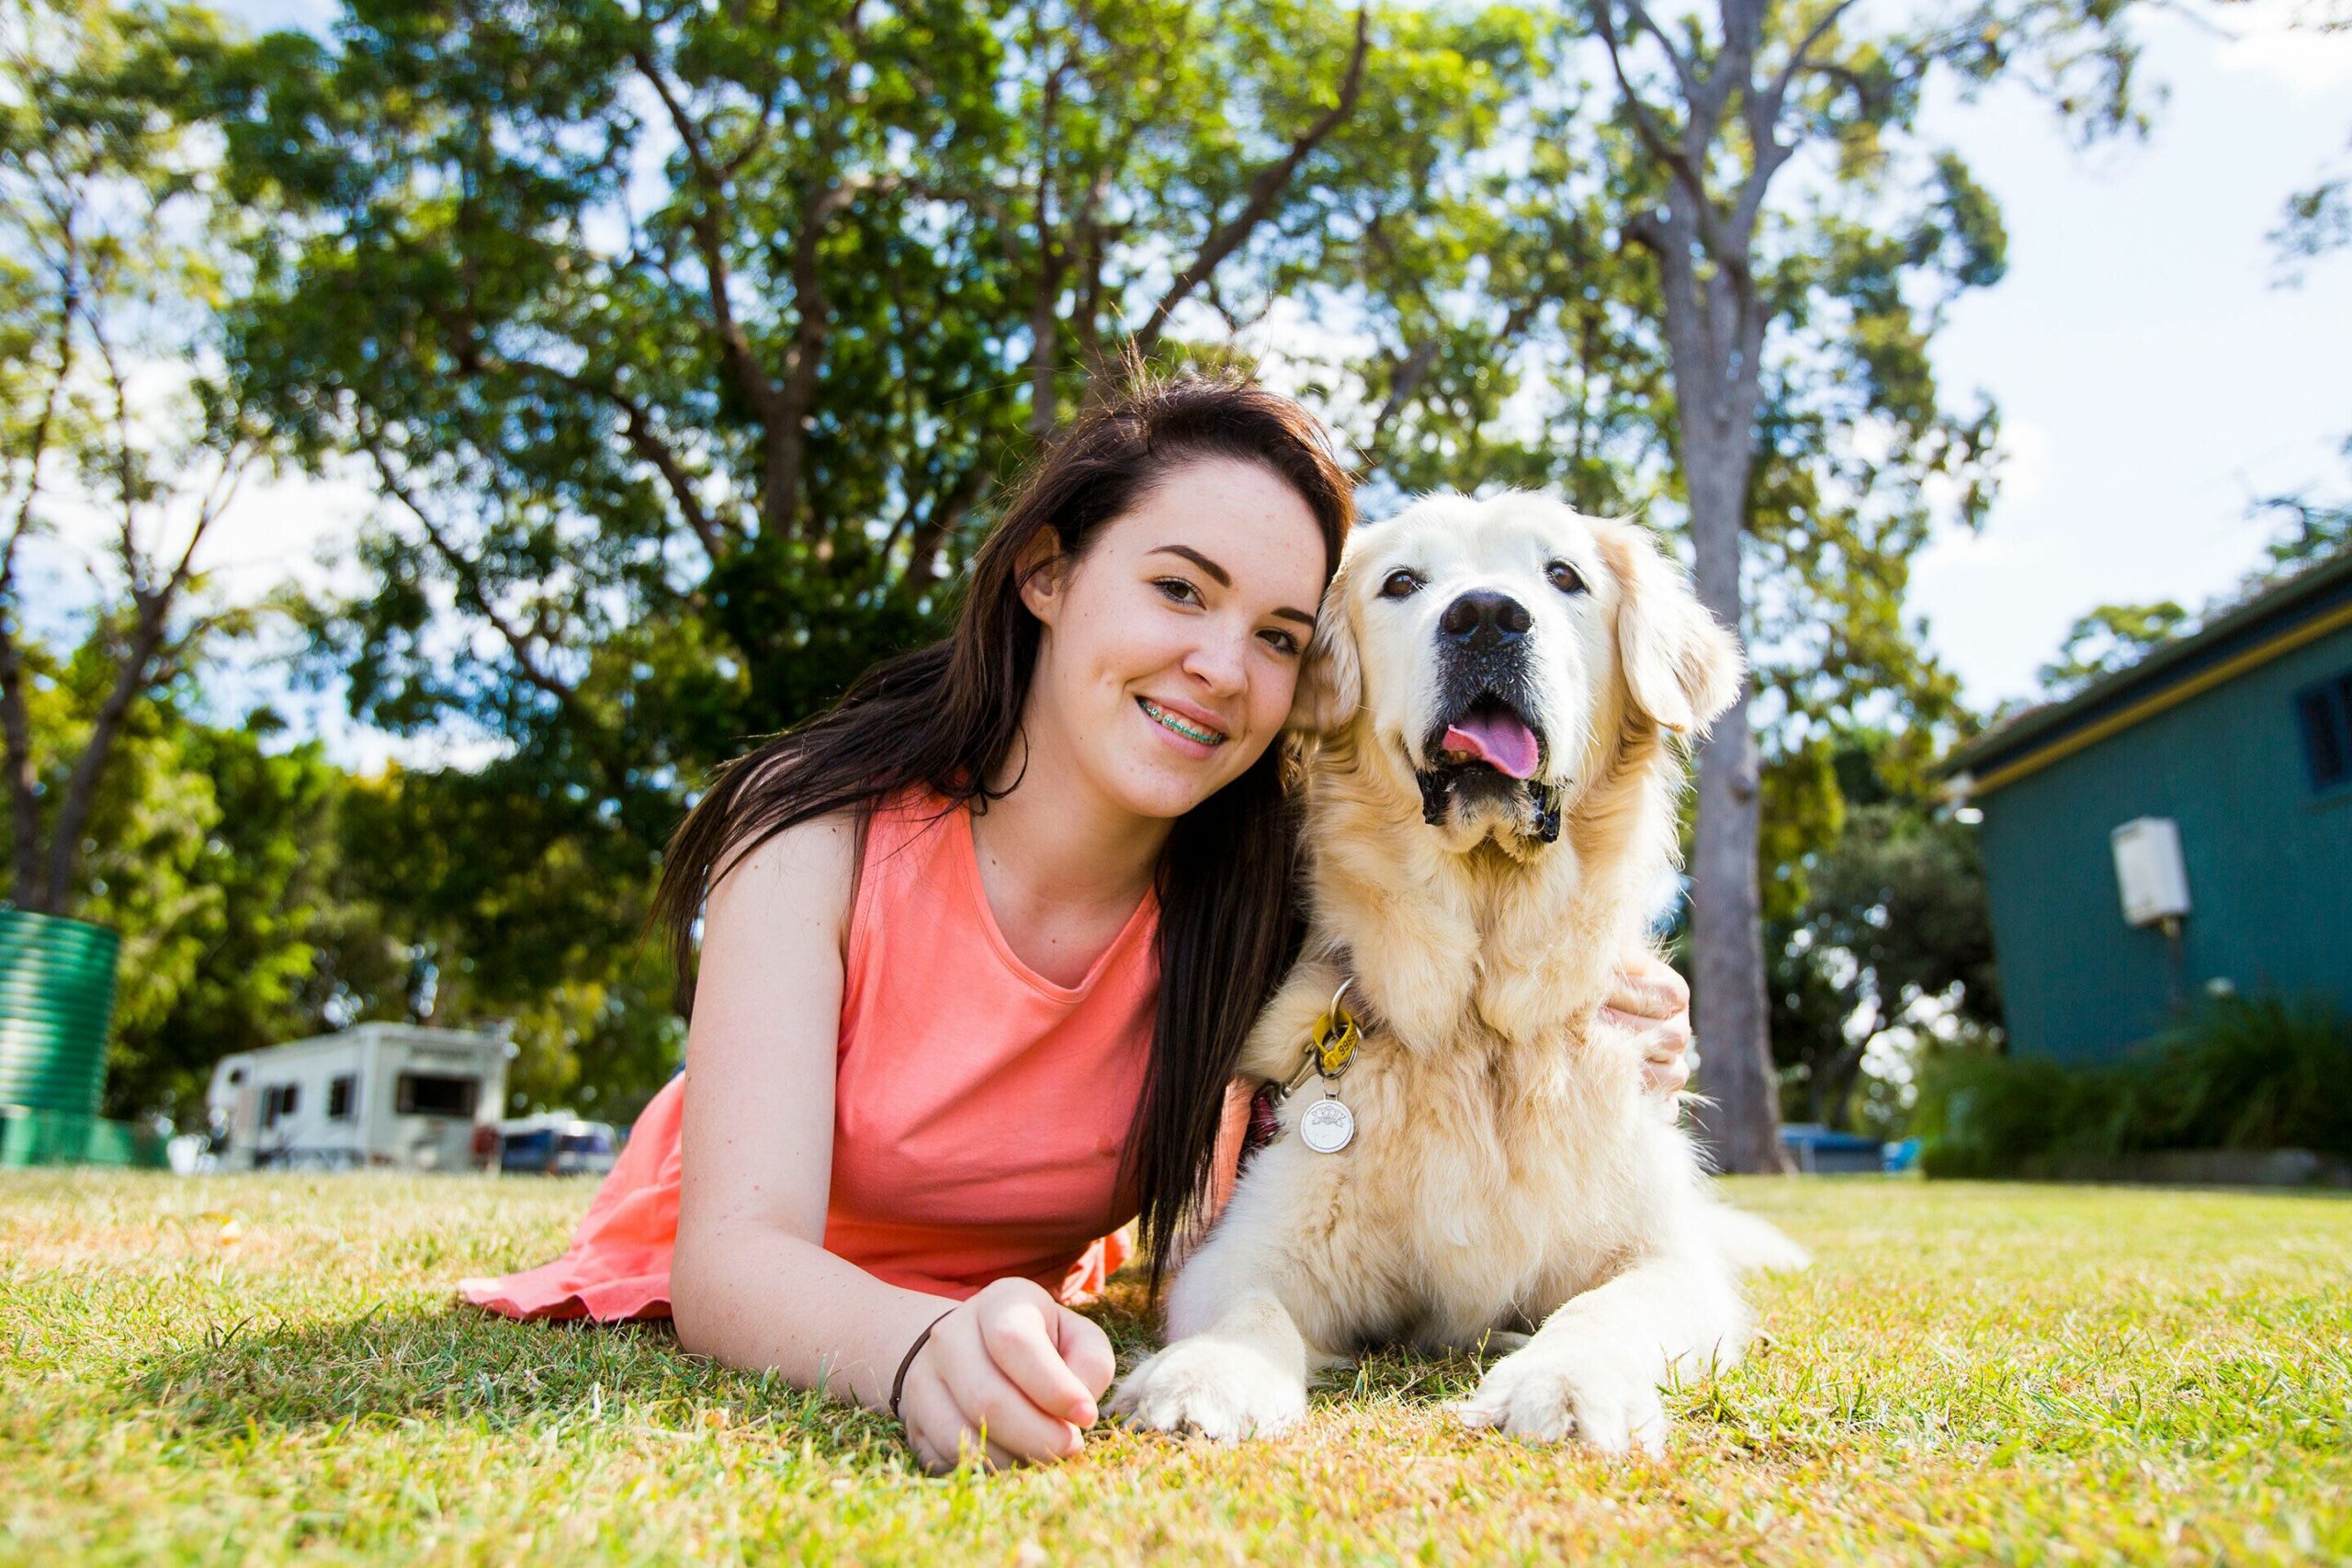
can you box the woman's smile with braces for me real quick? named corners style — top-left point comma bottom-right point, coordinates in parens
top-left (1138, 697), bottom-right (1227, 746)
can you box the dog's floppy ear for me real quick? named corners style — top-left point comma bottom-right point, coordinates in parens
top-left (1287, 570), bottom-right (1363, 736)
top-left (1598, 522), bottom-right (1744, 735)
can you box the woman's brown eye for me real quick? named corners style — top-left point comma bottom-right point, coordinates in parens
top-left (1380, 569), bottom-right (1422, 599)
top-left (1547, 561), bottom-right (1587, 595)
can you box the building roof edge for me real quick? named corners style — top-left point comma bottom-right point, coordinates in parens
top-left (1943, 546), bottom-right (2352, 791)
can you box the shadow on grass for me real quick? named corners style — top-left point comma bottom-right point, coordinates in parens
top-left (120, 1265), bottom-right (1501, 1467)
top-left (1095, 1269), bottom-right (1501, 1416)
top-left (1326, 1342), bottom-right (1499, 1410)
top-left (117, 1264), bottom-right (1192, 1464)
top-left (122, 1303), bottom-right (926, 1464)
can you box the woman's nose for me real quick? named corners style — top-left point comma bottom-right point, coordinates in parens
top-left (1182, 626), bottom-right (1250, 694)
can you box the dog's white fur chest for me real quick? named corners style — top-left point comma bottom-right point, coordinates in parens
top-left (1184, 1012), bottom-right (1690, 1357)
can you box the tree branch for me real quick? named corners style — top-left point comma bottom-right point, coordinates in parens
top-left (498, 355), bottom-right (733, 564)
top-left (39, 600), bottom-right (173, 909)
top-left (0, 237), bottom-right (77, 906)
top-left (1698, 0), bottom-right (1770, 152)
top-left (631, 45), bottom-right (797, 535)
top-left (1727, 131), bottom-right (1795, 251)
top-left (1369, 338), bottom-right (1442, 451)
top-left (772, 11), bottom-right (876, 534)
top-left (362, 438), bottom-right (582, 714)
top-left (1132, 6), bottom-right (1371, 355)
top-left (1068, 5), bottom-right (1190, 376)
top-left (899, 459), bottom-right (988, 590)
top-left (1758, 0), bottom-right (1865, 130)
top-left (1619, 0), bottom-right (1699, 110)
top-left (1593, 0), bottom-right (1716, 227)
top-left (87, 305), bottom-right (149, 609)
top-left (1026, 49), bottom-right (1076, 436)
top-left (773, 172), bottom-right (879, 535)
top-left (35, 428), bottom-right (243, 911)
top-left (610, 387), bottom-right (729, 563)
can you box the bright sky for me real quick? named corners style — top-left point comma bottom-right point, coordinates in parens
top-left (37, 0), bottom-right (2352, 766)
top-left (1906, 2), bottom-right (2351, 705)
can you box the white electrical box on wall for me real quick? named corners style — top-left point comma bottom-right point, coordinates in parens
top-left (2109, 817), bottom-right (2191, 928)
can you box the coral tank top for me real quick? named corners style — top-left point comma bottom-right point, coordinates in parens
top-left (458, 785), bottom-right (1163, 1319)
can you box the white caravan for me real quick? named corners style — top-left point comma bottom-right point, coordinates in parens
top-left (204, 1022), bottom-right (514, 1172)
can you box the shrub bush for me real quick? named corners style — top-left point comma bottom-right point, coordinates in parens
top-left (1916, 993), bottom-right (2352, 1178)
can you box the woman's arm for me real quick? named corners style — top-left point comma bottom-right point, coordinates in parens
top-left (668, 813), bottom-right (1112, 1472)
top-left (1603, 948), bottom-right (1694, 1097)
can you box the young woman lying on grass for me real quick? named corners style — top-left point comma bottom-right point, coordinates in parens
top-left (459, 374), bottom-right (1696, 1473)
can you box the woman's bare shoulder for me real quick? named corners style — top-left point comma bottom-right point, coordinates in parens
top-left (706, 805), bottom-right (865, 940)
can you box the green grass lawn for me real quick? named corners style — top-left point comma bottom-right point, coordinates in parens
top-left (3, 1172), bottom-right (2346, 1565)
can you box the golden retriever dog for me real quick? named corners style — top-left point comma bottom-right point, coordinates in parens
top-left (1110, 491), bottom-right (1806, 1453)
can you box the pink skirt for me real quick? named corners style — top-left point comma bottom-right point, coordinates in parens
top-left (455, 1075), bottom-right (1137, 1321)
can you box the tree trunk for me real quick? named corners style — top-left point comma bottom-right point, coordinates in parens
top-left (1634, 188), bottom-right (1788, 1175)
top-left (1679, 372), bottom-right (1789, 1174)
top-left (1, 647), bottom-right (46, 909)
top-left (1813, 1035), bottom-right (1869, 1132)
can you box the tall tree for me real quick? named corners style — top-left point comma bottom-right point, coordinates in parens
top-left (1556, 0), bottom-right (2144, 1169)
top-left (1768, 755), bottom-right (2001, 1134)
top-left (88, 706), bottom-right (351, 1119)
top-left (215, 0), bottom-right (1521, 1062)
top-left (220, 0), bottom-right (1511, 774)
top-left (1322, 5), bottom-right (2028, 1165)
top-left (0, 0), bottom-right (257, 916)
top-left (1, 615), bottom-right (393, 1122)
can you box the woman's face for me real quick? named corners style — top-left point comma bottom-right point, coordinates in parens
top-left (1019, 457), bottom-right (1329, 821)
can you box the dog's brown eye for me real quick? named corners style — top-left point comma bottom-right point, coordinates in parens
top-left (1546, 560), bottom-right (1587, 595)
top-left (1380, 569), bottom-right (1422, 600)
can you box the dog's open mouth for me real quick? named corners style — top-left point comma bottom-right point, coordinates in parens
top-left (1434, 693), bottom-right (1542, 780)
top-left (1417, 687), bottom-right (1559, 841)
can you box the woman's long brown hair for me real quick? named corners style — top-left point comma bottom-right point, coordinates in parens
top-left (650, 369), bottom-right (1354, 1293)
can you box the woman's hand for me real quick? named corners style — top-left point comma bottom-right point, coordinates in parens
top-left (1603, 948), bottom-right (1693, 1098)
top-left (896, 1277), bottom-right (1118, 1474)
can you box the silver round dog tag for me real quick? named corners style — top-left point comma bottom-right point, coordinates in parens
top-left (1299, 1097), bottom-right (1355, 1154)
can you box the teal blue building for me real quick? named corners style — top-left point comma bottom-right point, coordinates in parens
top-left (1945, 550), bottom-right (2352, 1065)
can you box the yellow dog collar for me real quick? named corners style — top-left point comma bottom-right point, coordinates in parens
top-left (1277, 978), bottom-right (1362, 1101)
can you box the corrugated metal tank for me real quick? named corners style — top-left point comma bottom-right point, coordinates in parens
top-left (0, 908), bottom-right (120, 1117)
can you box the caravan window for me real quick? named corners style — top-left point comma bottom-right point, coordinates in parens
top-left (396, 1073), bottom-right (479, 1118)
top-left (262, 1084), bottom-right (300, 1126)
top-left (328, 1074), bottom-right (357, 1121)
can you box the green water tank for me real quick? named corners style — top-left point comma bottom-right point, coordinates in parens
top-left (0, 908), bottom-right (120, 1117)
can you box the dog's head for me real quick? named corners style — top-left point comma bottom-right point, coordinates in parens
top-left (1292, 491), bottom-right (1742, 852)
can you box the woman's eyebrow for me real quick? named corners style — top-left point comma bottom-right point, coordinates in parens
top-left (1148, 544), bottom-right (1231, 585)
top-left (1148, 545), bottom-right (1316, 626)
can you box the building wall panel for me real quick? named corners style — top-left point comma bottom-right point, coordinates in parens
top-left (1979, 623), bottom-right (2352, 1062)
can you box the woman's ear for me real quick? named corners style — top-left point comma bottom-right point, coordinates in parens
top-left (1597, 522), bottom-right (1744, 736)
top-left (1014, 528), bottom-right (1069, 626)
top-left (1287, 574), bottom-right (1363, 736)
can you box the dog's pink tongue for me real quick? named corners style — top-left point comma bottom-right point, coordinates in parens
top-left (1442, 712), bottom-right (1540, 779)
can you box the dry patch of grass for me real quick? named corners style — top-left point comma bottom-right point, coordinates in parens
top-left (2, 1172), bottom-right (2346, 1564)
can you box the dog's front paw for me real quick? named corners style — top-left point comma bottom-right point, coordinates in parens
top-left (1447, 1339), bottom-right (1667, 1454)
top-left (1108, 1337), bottom-right (1307, 1441)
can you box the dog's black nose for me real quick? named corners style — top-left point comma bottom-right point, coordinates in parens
top-left (1439, 590), bottom-right (1532, 650)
